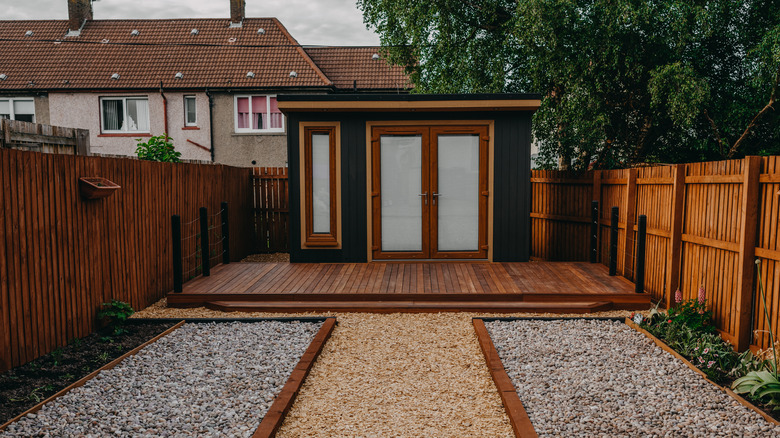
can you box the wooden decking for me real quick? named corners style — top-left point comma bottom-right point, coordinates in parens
top-left (167, 261), bottom-right (650, 312)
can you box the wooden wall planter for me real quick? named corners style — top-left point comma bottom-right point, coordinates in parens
top-left (78, 177), bottom-right (120, 200)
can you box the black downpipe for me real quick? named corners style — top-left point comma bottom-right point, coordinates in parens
top-left (206, 88), bottom-right (215, 162)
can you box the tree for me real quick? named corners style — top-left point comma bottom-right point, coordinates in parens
top-left (135, 134), bottom-right (182, 163)
top-left (359, 0), bottom-right (780, 170)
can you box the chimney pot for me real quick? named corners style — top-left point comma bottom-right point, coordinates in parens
top-left (230, 0), bottom-right (245, 27)
top-left (67, 0), bottom-right (93, 35)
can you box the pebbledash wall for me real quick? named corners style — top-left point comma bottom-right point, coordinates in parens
top-left (48, 92), bottom-right (212, 161)
top-left (211, 92), bottom-right (289, 168)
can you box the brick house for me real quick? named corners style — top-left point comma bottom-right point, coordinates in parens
top-left (0, 0), bottom-right (409, 166)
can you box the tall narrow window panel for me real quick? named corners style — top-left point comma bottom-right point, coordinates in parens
top-left (235, 95), bottom-right (284, 132)
top-left (101, 97), bottom-right (150, 133)
top-left (184, 96), bottom-right (197, 126)
top-left (0, 98), bottom-right (35, 122)
top-left (303, 125), bottom-right (339, 247)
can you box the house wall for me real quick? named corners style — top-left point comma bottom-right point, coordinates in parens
top-left (287, 110), bottom-right (533, 263)
top-left (0, 94), bottom-right (50, 124)
top-left (48, 92), bottom-right (211, 161)
top-left (211, 92), bottom-right (288, 168)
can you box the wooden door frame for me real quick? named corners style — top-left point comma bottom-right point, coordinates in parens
top-left (429, 126), bottom-right (490, 259)
top-left (370, 126), bottom-right (431, 260)
top-left (366, 121), bottom-right (495, 262)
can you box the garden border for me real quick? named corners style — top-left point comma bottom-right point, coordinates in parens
top-left (473, 318), bottom-right (538, 438)
top-left (0, 320), bottom-right (186, 432)
top-left (625, 318), bottom-right (780, 426)
top-left (253, 317), bottom-right (337, 438)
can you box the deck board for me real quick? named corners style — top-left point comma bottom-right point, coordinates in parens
top-left (178, 261), bottom-right (637, 296)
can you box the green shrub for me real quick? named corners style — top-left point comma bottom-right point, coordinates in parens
top-left (98, 299), bottom-right (134, 336)
top-left (135, 134), bottom-right (182, 162)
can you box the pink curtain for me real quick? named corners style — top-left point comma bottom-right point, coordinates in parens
top-left (237, 97), bottom-right (249, 129)
top-left (269, 97), bottom-right (282, 129)
top-left (252, 96), bottom-right (266, 129)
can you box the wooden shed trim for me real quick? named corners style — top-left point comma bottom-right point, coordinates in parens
top-left (278, 99), bottom-right (541, 112)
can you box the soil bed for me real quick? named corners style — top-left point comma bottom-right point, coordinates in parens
top-left (0, 320), bottom-right (177, 424)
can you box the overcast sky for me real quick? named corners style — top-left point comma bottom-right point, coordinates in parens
top-left (3, 0), bottom-right (381, 46)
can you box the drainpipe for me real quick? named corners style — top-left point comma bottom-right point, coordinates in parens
top-left (159, 81), bottom-right (169, 138)
top-left (206, 88), bottom-right (215, 162)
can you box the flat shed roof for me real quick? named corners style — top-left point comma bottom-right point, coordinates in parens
top-left (277, 93), bottom-right (542, 112)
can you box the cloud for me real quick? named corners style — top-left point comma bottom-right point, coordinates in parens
top-left (3, 0), bottom-right (380, 45)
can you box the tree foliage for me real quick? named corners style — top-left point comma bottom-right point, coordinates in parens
top-left (135, 134), bottom-right (182, 163)
top-left (359, 0), bottom-right (780, 169)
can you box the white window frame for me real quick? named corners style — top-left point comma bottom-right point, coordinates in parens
top-left (233, 94), bottom-right (285, 133)
top-left (99, 96), bottom-right (150, 134)
top-left (184, 95), bottom-right (197, 126)
top-left (0, 97), bottom-right (35, 122)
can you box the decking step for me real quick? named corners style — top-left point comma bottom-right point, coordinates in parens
top-left (203, 300), bottom-right (615, 313)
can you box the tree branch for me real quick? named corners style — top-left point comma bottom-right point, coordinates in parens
top-left (727, 62), bottom-right (780, 158)
top-left (703, 109), bottom-right (726, 158)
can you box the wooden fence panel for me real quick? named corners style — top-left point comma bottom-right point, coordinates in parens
top-left (598, 169), bottom-right (628, 275)
top-left (754, 156), bottom-right (780, 350)
top-left (635, 166), bottom-right (674, 303)
top-left (253, 167), bottom-right (289, 253)
top-left (0, 119), bottom-right (89, 155)
top-left (529, 170), bottom-right (594, 261)
top-left (531, 157), bottom-right (780, 352)
top-left (679, 160), bottom-right (745, 345)
top-left (0, 149), bottom-right (255, 371)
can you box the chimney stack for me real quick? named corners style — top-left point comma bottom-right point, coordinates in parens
top-left (230, 0), bottom-right (245, 27)
top-left (67, 0), bottom-right (92, 35)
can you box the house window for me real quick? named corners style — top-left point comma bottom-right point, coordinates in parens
top-left (301, 123), bottom-right (340, 247)
top-left (100, 97), bottom-right (150, 133)
top-left (235, 95), bottom-right (284, 133)
top-left (0, 98), bottom-right (35, 123)
top-left (184, 96), bottom-right (197, 126)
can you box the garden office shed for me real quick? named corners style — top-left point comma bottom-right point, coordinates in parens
top-left (277, 94), bottom-right (541, 263)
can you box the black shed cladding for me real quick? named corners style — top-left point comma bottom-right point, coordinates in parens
top-left (278, 94), bottom-right (540, 263)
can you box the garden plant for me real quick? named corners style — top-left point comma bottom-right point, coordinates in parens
top-left (638, 274), bottom-right (780, 417)
top-left (135, 134), bottom-right (182, 163)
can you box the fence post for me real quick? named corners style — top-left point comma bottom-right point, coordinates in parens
top-left (623, 168), bottom-right (638, 279)
top-left (75, 129), bottom-right (90, 156)
top-left (590, 200), bottom-right (599, 263)
top-left (665, 164), bottom-right (686, 309)
top-left (221, 201), bottom-right (230, 265)
top-left (635, 215), bottom-right (647, 293)
top-left (171, 215), bottom-right (183, 293)
top-left (609, 206), bottom-right (619, 276)
top-left (734, 156), bottom-right (761, 351)
top-left (200, 207), bottom-right (210, 277)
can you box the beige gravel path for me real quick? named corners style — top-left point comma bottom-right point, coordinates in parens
top-left (134, 299), bottom-right (637, 437)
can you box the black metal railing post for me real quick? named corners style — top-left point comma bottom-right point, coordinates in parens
top-left (171, 215), bottom-right (183, 293)
top-left (635, 214), bottom-right (647, 293)
top-left (590, 200), bottom-right (599, 263)
top-left (200, 207), bottom-right (210, 277)
top-left (221, 201), bottom-right (230, 265)
top-left (609, 206), bottom-right (619, 276)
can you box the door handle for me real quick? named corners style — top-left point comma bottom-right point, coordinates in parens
top-left (432, 192), bottom-right (441, 205)
top-left (418, 192), bottom-right (428, 205)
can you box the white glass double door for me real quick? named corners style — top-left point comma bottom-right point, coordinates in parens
top-left (371, 126), bottom-right (489, 259)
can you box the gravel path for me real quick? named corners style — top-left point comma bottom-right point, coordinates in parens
top-left (1, 321), bottom-right (321, 438)
top-left (275, 313), bottom-right (514, 437)
top-left (487, 319), bottom-right (780, 437)
top-left (131, 300), bottom-right (636, 436)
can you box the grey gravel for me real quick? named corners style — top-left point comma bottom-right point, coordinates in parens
top-left (486, 319), bottom-right (780, 437)
top-left (1, 321), bottom-right (322, 438)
